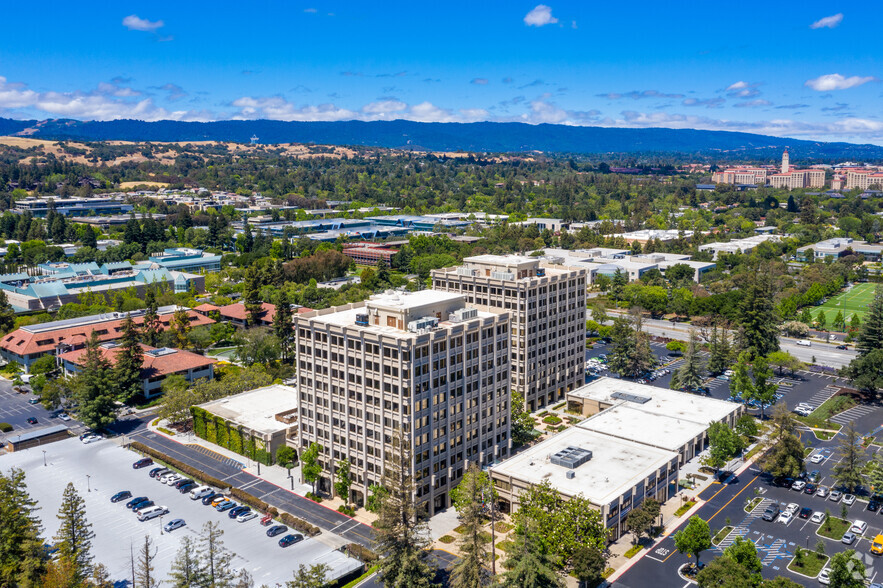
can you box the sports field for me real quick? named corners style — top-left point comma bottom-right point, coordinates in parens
top-left (815, 282), bottom-right (878, 324)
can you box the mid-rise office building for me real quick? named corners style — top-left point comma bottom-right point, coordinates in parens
top-left (294, 290), bottom-right (511, 515)
top-left (432, 255), bottom-right (586, 411)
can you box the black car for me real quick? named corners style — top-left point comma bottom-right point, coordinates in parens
top-left (266, 525), bottom-right (288, 537)
top-left (202, 492), bottom-right (220, 505)
top-left (278, 534), bottom-right (304, 548)
top-left (173, 478), bottom-right (194, 489)
top-left (126, 496), bottom-right (150, 509)
top-left (26, 417), bottom-right (37, 424)
top-left (836, 345), bottom-right (848, 350)
top-left (178, 481), bottom-right (197, 494)
top-left (111, 491), bottom-right (132, 503)
top-left (151, 468), bottom-right (171, 479)
top-left (799, 507), bottom-right (812, 519)
top-left (773, 477), bottom-right (794, 489)
top-left (148, 467), bottom-right (164, 478)
top-left (133, 458), bottom-right (154, 469)
top-left (229, 506), bottom-right (251, 519)
top-left (869, 500), bottom-right (880, 512)
top-left (805, 484), bottom-right (817, 495)
top-left (133, 500), bottom-right (154, 512)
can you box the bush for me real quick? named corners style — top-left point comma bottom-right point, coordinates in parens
top-left (438, 535), bottom-right (455, 544)
top-left (230, 487), bottom-right (269, 512)
top-left (624, 544), bottom-right (644, 558)
top-left (129, 441), bottom-right (229, 490)
top-left (306, 492), bottom-right (323, 503)
top-left (542, 415), bottom-right (562, 425)
top-left (344, 543), bottom-right (378, 563)
top-left (337, 504), bottom-right (356, 517)
top-left (279, 512), bottom-right (321, 537)
top-left (0, 422), bottom-right (12, 432)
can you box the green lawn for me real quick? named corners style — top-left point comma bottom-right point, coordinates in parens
top-left (817, 516), bottom-right (851, 540)
top-left (787, 549), bottom-right (829, 577)
top-left (815, 282), bottom-right (877, 325)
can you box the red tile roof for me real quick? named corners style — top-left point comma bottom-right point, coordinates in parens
top-left (216, 302), bottom-right (313, 324)
top-left (0, 309), bottom-right (214, 357)
top-left (193, 303), bottom-right (220, 313)
top-left (58, 343), bottom-right (216, 379)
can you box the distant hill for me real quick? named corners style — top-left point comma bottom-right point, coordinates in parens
top-left (2, 117), bottom-right (882, 160)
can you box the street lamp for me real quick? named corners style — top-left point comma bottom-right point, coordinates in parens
top-left (86, 475), bottom-right (91, 492)
top-left (42, 450), bottom-right (46, 467)
top-left (159, 515), bottom-right (164, 535)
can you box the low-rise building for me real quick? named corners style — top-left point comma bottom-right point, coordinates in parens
top-left (193, 384), bottom-right (300, 464)
top-left (148, 248), bottom-right (222, 273)
top-left (193, 301), bottom-right (313, 327)
top-left (58, 343), bottom-right (216, 398)
top-left (341, 243), bottom-right (399, 265)
top-left (698, 235), bottom-right (780, 259)
top-left (608, 229), bottom-right (693, 245)
top-left (796, 238), bottom-right (883, 262)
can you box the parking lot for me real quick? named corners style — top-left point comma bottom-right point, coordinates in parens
top-left (2, 437), bottom-right (361, 586)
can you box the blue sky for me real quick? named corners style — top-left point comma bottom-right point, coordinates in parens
top-left (1, 1), bottom-right (881, 143)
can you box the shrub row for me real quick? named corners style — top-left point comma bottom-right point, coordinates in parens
top-left (279, 512), bottom-right (321, 537)
top-left (344, 543), bottom-right (379, 563)
top-left (230, 487), bottom-right (270, 512)
top-left (0, 422), bottom-right (13, 432)
top-left (129, 441), bottom-right (230, 490)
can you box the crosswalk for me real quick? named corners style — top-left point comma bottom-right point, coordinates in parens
top-left (717, 498), bottom-right (772, 550)
top-left (831, 404), bottom-right (877, 426)
top-left (760, 538), bottom-right (789, 566)
top-left (186, 444), bottom-right (245, 469)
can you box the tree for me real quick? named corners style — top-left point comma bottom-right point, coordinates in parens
top-left (273, 290), bottom-right (294, 362)
top-left (511, 390), bottom-right (535, 446)
top-left (722, 536), bottom-right (762, 576)
top-left (142, 288), bottom-right (163, 347)
top-left (0, 290), bottom-right (15, 334)
top-left (760, 578), bottom-right (803, 588)
top-left (0, 468), bottom-right (46, 586)
top-left (737, 268), bottom-right (779, 358)
top-left (501, 521), bottom-right (564, 588)
top-left (695, 554), bottom-right (753, 588)
top-left (373, 429), bottom-right (437, 588)
top-left (301, 442), bottom-right (323, 496)
top-left (168, 535), bottom-right (206, 587)
top-left (571, 544), bottom-right (606, 588)
top-left (834, 422), bottom-right (867, 493)
top-left (335, 459), bottom-right (352, 504)
top-left (761, 404), bottom-right (805, 479)
top-left (856, 286), bottom-right (883, 356)
top-left (366, 484), bottom-right (390, 514)
top-left (55, 482), bottom-right (94, 583)
top-left (844, 349), bottom-right (883, 394)
top-left (703, 422), bottom-right (744, 473)
top-left (243, 266), bottom-right (264, 327)
top-left (168, 308), bottom-right (192, 349)
top-left (674, 516), bottom-right (712, 567)
top-left (677, 330), bottom-right (706, 392)
top-left (75, 332), bottom-right (116, 431)
top-left (829, 549), bottom-right (865, 588)
top-left (766, 351), bottom-right (801, 376)
top-left (735, 414), bottom-right (759, 439)
top-left (626, 505), bottom-right (655, 546)
top-left (608, 313), bottom-right (656, 378)
top-left (286, 563), bottom-right (331, 588)
top-left (157, 375), bottom-right (194, 424)
top-left (198, 521), bottom-right (234, 587)
top-left (115, 315), bottom-right (144, 402)
top-left (135, 535), bottom-right (158, 588)
top-left (234, 327), bottom-right (280, 366)
top-left (815, 310), bottom-right (827, 331)
top-left (276, 445), bottom-right (297, 469)
top-left (833, 310), bottom-right (846, 331)
top-left (730, 352), bottom-right (778, 420)
top-left (866, 446), bottom-right (883, 494)
top-left (449, 464), bottom-right (495, 588)
top-left (707, 321), bottom-right (733, 375)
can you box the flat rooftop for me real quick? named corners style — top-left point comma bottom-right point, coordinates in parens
top-left (569, 378), bottom-right (739, 425)
top-left (577, 405), bottom-right (708, 453)
top-left (199, 385), bottom-right (298, 435)
top-left (490, 426), bottom-right (677, 505)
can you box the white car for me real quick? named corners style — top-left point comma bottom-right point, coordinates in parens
top-left (58, 413), bottom-right (71, 421)
top-left (784, 503), bottom-right (800, 516)
top-left (844, 494), bottom-right (857, 506)
top-left (164, 474), bottom-right (184, 486)
top-left (158, 472), bottom-right (177, 483)
top-left (810, 453), bottom-right (825, 464)
top-left (189, 486), bottom-right (213, 500)
top-left (850, 520), bottom-right (868, 535)
top-left (792, 480), bottom-right (807, 492)
top-left (819, 567), bottom-right (830, 585)
top-left (778, 511), bottom-right (794, 525)
top-left (237, 511), bottom-right (258, 523)
top-left (810, 511), bottom-right (826, 524)
top-left (797, 339), bottom-right (812, 347)
top-left (724, 369), bottom-right (734, 377)
top-left (80, 434), bottom-right (103, 444)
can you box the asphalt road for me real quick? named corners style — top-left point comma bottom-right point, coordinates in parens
top-left (0, 379), bottom-right (85, 443)
top-left (127, 428), bottom-right (376, 548)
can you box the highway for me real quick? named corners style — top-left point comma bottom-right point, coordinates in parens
top-left (596, 312), bottom-right (858, 369)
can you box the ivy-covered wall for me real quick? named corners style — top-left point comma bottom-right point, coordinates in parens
top-left (190, 406), bottom-right (273, 465)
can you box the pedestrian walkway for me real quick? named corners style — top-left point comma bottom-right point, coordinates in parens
top-left (830, 404), bottom-right (877, 426)
top-left (717, 498), bottom-right (771, 550)
top-left (186, 443), bottom-right (245, 469)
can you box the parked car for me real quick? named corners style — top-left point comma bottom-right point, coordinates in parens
top-left (210, 496), bottom-right (228, 507)
top-left (818, 567), bottom-right (830, 585)
top-left (792, 480), bottom-right (806, 492)
top-left (27, 398), bottom-right (40, 405)
top-left (237, 511), bottom-right (258, 523)
top-left (165, 474), bottom-right (185, 486)
top-left (799, 507), bottom-right (812, 519)
top-left (762, 502), bottom-right (780, 522)
top-left (137, 506), bottom-right (168, 522)
top-left (872, 534), bottom-right (883, 556)
top-left (844, 494), bottom-right (857, 506)
top-left (228, 506), bottom-right (250, 519)
top-left (164, 519), bottom-right (186, 533)
top-left (202, 492), bottom-right (221, 505)
top-left (189, 486), bottom-right (213, 500)
top-left (178, 482), bottom-right (197, 494)
top-left (216, 501), bottom-right (237, 512)
top-left (778, 511), bottom-right (794, 525)
top-left (784, 503), bottom-right (800, 516)
top-left (851, 520), bottom-right (868, 535)
top-left (58, 413), bottom-right (71, 421)
top-left (810, 511), bottom-right (826, 524)
top-left (111, 491), bottom-right (132, 503)
top-left (133, 501), bottom-right (155, 513)
top-left (869, 501), bottom-right (880, 512)
top-left (278, 534), bottom-right (304, 548)
top-left (266, 525), bottom-right (288, 537)
top-left (816, 486), bottom-right (829, 498)
top-left (829, 490), bottom-right (843, 502)
top-left (809, 470), bottom-right (821, 483)
top-left (81, 434), bottom-right (103, 444)
top-left (842, 531), bottom-right (857, 545)
top-left (804, 484), bottom-right (817, 495)
top-left (126, 496), bottom-right (150, 509)
top-left (132, 458), bottom-right (153, 469)
top-left (26, 417), bottom-right (37, 424)
top-left (173, 478), bottom-right (194, 490)
top-left (148, 467), bottom-right (165, 478)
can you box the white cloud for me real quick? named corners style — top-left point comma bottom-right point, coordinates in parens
top-left (810, 13), bottom-right (843, 29)
top-left (733, 99), bottom-right (772, 108)
top-left (724, 81), bottom-right (761, 98)
top-left (524, 5), bottom-right (558, 27)
top-left (805, 73), bottom-right (876, 91)
top-left (122, 15), bottom-right (164, 33)
top-left (471, 78), bottom-right (489, 85)
top-left (303, 8), bottom-right (318, 13)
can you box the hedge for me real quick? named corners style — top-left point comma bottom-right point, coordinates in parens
top-left (279, 512), bottom-right (321, 537)
top-left (230, 487), bottom-right (269, 512)
top-left (0, 422), bottom-right (12, 432)
top-left (344, 543), bottom-right (378, 564)
top-left (129, 441), bottom-right (230, 490)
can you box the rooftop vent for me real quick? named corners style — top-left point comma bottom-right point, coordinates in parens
top-left (145, 347), bottom-right (178, 357)
top-left (550, 446), bottom-right (593, 469)
top-left (565, 470), bottom-right (575, 479)
top-left (355, 313), bottom-right (369, 326)
top-left (456, 267), bottom-right (478, 277)
top-left (407, 317), bottom-right (439, 333)
top-left (611, 390), bottom-right (651, 404)
top-left (449, 308), bottom-right (478, 322)
top-left (491, 271), bottom-right (515, 281)
top-left (536, 268), bottom-right (546, 277)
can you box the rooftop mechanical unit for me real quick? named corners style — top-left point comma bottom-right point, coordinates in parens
top-left (550, 446), bottom-right (593, 469)
top-left (611, 390), bottom-right (651, 404)
top-left (355, 313), bottom-right (369, 326)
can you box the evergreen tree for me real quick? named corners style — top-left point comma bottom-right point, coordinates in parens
top-left (829, 550), bottom-right (866, 588)
top-left (54, 482), bottom-right (94, 583)
top-left (0, 290), bottom-right (15, 334)
top-left (243, 266), bottom-right (264, 327)
top-left (168, 535), bottom-right (206, 587)
top-left (135, 535), bottom-right (158, 588)
top-left (168, 308), bottom-right (192, 349)
top-left (816, 310), bottom-right (827, 330)
top-left (608, 312), bottom-right (656, 378)
top-left (198, 521), bottom-right (234, 587)
top-left (273, 289), bottom-right (294, 362)
top-left (0, 468), bottom-right (46, 586)
top-left (374, 429), bottom-right (437, 588)
top-left (786, 194), bottom-right (799, 213)
top-left (677, 330), bottom-right (706, 392)
top-left (449, 464), bottom-right (495, 588)
top-left (286, 564), bottom-right (331, 588)
top-left (834, 422), bottom-right (867, 493)
top-left (501, 521), bottom-right (564, 588)
top-left (81, 225), bottom-right (98, 249)
top-left (856, 286), bottom-right (883, 356)
top-left (115, 315), bottom-right (144, 402)
top-left (707, 321), bottom-right (732, 375)
top-left (75, 332), bottom-right (117, 431)
top-left (833, 310), bottom-right (846, 331)
top-left (761, 404), bottom-right (805, 479)
top-left (737, 268), bottom-right (779, 358)
top-left (142, 288), bottom-right (163, 347)
top-left (124, 214), bottom-right (143, 250)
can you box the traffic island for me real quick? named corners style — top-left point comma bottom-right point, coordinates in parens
top-left (816, 516), bottom-right (850, 540)
top-left (786, 548), bottom-right (828, 578)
